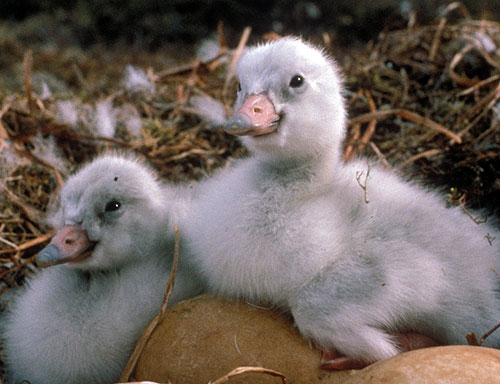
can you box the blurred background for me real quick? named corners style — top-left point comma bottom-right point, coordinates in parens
top-left (0, 0), bottom-right (499, 49)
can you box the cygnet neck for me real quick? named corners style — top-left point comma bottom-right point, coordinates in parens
top-left (256, 146), bottom-right (342, 187)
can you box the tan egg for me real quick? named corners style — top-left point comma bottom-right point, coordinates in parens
top-left (344, 345), bottom-right (500, 384)
top-left (133, 294), bottom-right (356, 384)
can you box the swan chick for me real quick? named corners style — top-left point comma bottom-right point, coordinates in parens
top-left (2, 154), bottom-right (203, 384)
top-left (184, 37), bottom-right (500, 369)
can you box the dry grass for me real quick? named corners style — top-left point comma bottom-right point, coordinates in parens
top-left (0, 26), bottom-right (246, 296)
top-left (342, 8), bottom-right (500, 214)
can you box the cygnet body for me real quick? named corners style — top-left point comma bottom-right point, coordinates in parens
top-left (2, 154), bottom-right (204, 384)
top-left (183, 37), bottom-right (500, 367)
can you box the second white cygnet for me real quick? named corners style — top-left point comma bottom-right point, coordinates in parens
top-left (2, 154), bottom-right (204, 384)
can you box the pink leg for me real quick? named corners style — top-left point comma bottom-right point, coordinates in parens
top-left (320, 332), bottom-right (440, 370)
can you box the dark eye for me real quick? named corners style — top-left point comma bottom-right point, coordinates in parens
top-left (237, 82), bottom-right (242, 92)
top-left (289, 74), bottom-right (304, 88)
top-left (105, 200), bottom-right (121, 212)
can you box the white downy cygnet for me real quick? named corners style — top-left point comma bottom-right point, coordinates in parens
top-left (2, 154), bottom-right (204, 384)
top-left (183, 37), bottom-right (500, 369)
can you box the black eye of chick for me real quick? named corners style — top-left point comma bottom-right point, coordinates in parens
top-left (105, 200), bottom-right (121, 212)
top-left (289, 74), bottom-right (304, 88)
top-left (237, 82), bottom-right (242, 92)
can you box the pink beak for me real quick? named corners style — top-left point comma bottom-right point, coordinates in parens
top-left (36, 225), bottom-right (95, 267)
top-left (224, 94), bottom-right (280, 137)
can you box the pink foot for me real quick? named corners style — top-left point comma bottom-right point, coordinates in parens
top-left (321, 349), bottom-right (368, 370)
top-left (320, 332), bottom-right (440, 370)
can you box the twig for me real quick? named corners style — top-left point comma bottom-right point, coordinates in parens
top-left (8, 233), bottom-right (52, 256)
top-left (398, 149), bottom-right (443, 168)
top-left (217, 21), bottom-right (227, 50)
top-left (322, 32), bottom-right (333, 54)
top-left (485, 234), bottom-right (496, 246)
top-left (462, 20), bottom-right (500, 29)
top-left (71, 134), bottom-right (134, 149)
top-left (222, 26), bottom-right (252, 100)
top-left (457, 75), bottom-right (500, 96)
top-left (0, 230), bottom-right (56, 256)
top-left (479, 323), bottom-right (500, 344)
top-left (369, 142), bottom-right (392, 169)
top-left (12, 147), bottom-right (64, 187)
top-left (457, 82), bottom-right (500, 127)
top-left (355, 164), bottom-right (371, 204)
top-left (0, 95), bottom-right (16, 140)
top-left (348, 88), bottom-right (365, 106)
top-left (118, 225), bottom-right (180, 382)
top-left (457, 83), bottom-right (500, 140)
top-left (234, 334), bottom-right (242, 355)
top-left (441, 2), bottom-right (471, 19)
top-left (209, 366), bottom-right (287, 384)
top-left (343, 123), bottom-right (361, 161)
top-left (345, 90), bottom-right (377, 161)
top-left (466, 332), bottom-right (481, 346)
top-left (164, 148), bottom-right (219, 163)
top-left (204, 21), bottom-right (229, 72)
top-left (449, 44), bottom-right (479, 87)
top-left (349, 108), bottom-right (462, 143)
top-left (18, 230), bottom-right (55, 251)
top-left (23, 50), bottom-right (35, 114)
top-left (0, 236), bottom-right (17, 249)
top-left (429, 17), bottom-right (447, 61)
top-left (156, 52), bottom-right (227, 79)
top-left (357, 90), bottom-right (377, 153)
top-left (1, 184), bottom-right (44, 223)
top-left (467, 321), bottom-right (500, 346)
top-left (245, 301), bottom-right (274, 310)
top-left (458, 194), bottom-right (487, 224)
top-left (462, 35), bottom-right (500, 70)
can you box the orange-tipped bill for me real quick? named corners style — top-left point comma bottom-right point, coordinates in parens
top-left (36, 225), bottom-right (96, 267)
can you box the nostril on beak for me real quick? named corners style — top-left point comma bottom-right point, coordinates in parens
top-left (65, 239), bottom-right (75, 245)
top-left (253, 107), bottom-right (262, 114)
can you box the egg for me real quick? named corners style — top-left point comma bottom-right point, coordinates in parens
top-left (132, 295), bottom-right (500, 383)
top-left (344, 345), bottom-right (500, 384)
top-left (133, 294), bottom-right (356, 383)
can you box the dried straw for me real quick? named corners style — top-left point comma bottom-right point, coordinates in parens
top-left (119, 225), bottom-right (180, 382)
top-left (209, 366), bottom-right (287, 384)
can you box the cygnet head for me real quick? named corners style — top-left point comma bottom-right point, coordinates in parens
top-left (38, 154), bottom-right (166, 271)
top-left (225, 37), bottom-right (346, 163)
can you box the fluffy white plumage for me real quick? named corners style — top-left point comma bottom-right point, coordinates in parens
top-left (183, 37), bottom-right (500, 364)
top-left (189, 94), bottom-right (228, 127)
top-left (123, 65), bottom-right (154, 94)
top-left (55, 100), bottom-right (79, 127)
top-left (2, 154), bottom-right (204, 384)
top-left (93, 99), bottom-right (117, 138)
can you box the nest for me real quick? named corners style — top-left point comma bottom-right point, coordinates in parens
top-left (342, 5), bottom-right (500, 214)
top-left (0, 3), bottom-right (499, 361)
top-left (0, 24), bottom-right (248, 295)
